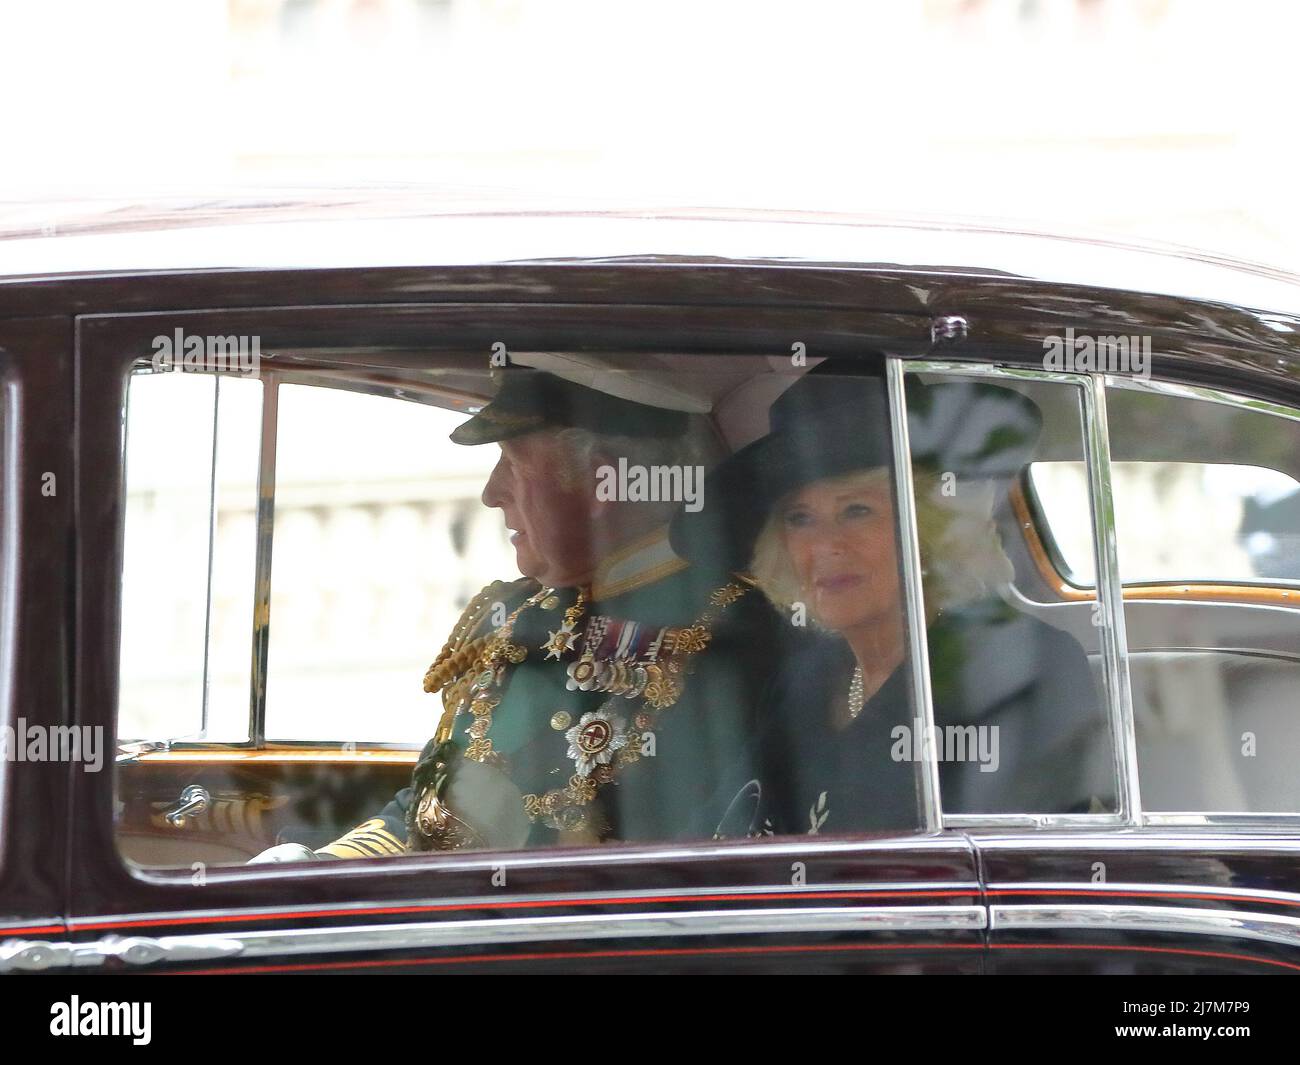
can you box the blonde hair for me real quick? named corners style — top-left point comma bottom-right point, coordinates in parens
top-left (749, 466), bottom-right (1014, 623)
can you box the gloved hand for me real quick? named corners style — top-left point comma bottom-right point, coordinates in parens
top-left (246, 842), bottom-right (320, 864)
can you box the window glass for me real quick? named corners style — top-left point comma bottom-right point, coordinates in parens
top-left (119, 372), bottom-right (261, 743)
top-left (905, 371), bottom-right (1116, 816)
top-left (1029, 460), bottom-right (1300, 587)
top-left (265, 383), bottom-right (514, 743)
top-left (727, 362), bottom-right (921, 840)
top-left (1105, 382), bottom-right (1300, 813)
top-left (119, 352), bottom-right (1044, 869)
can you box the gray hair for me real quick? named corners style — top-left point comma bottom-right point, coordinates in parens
top-left (551, 419), bottom-right (720, 491)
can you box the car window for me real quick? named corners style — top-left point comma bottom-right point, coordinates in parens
top-left (264, 382), bottom-right (514, 743)
top-left (1103, 380), bottom-right (1300, 814)
top-left (116, 349), bottom-right (1179, 870)
top-left (120, 372), bottom-right (515, 748)
top-left (903, 369), bottom-right (1117, 819)
top-left (115, 352), bottom-right (955, 868)
top-left (1028, 460), bottom-right (1300, 587)
top-left (119, 372), bottom-right (261, 743)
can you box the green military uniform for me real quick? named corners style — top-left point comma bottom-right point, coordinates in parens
top-left (319, 528), bottom-right (781, 856)
top-left (317, 362), bottom-right (782, 857)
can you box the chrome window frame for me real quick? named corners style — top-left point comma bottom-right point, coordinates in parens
top-left (1100, 371), bottom-right (1300, 830)
top-left (248, 372), bottom-right (278, 749)
top-left (892, 359), bottom-right (1300, 833)
top-left (886, 359), bottom-right (943, 832)
top-left (888, 358), bottom-right (1138, 830)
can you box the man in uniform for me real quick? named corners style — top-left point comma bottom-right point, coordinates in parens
top-left (253, 364), bottom-right (780, 860)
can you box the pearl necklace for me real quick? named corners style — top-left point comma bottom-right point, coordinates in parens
top-left (847, 664), bottom-right (865, 721)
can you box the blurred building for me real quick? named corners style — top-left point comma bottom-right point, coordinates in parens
top-left (119, 372), bottom-right (517, 746)
top-left (3, 0), bottom-right (1298, 269)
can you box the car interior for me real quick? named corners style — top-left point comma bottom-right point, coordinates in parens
top-left (112, 350), bottom-right (1300, 868)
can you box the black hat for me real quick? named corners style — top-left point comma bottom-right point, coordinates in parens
top-left (451, 366), bottom-right (690, 445)
top-left (669, 359), bottom-right (1041, 568)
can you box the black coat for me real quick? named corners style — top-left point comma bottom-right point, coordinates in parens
top-left (750, 598), bottom-right (1115, 838)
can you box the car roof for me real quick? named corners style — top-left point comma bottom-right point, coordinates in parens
top-left (3, 194), bottom-right (1300, 317)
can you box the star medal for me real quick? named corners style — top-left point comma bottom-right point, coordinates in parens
top-left (543, 624), bottom-right (579, 661)
top-left (564, 709), bottom-right (629, 778)
top-left (541, 587), bottom-right (587, 661)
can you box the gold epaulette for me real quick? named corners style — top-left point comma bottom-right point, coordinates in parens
top-left (422, 577), bottom-right (540, 746)
top-left (418, 579), bottom-right (525, 696)
top-left (457, 577), bottom-right (540, 646)
top-left (314, 817), bottom-right (407, 859)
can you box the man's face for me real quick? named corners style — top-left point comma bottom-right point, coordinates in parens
top-left (480, 432), bottom-right (597, 587)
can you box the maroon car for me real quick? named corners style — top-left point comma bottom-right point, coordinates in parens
top-left (2, 201), bottom-right (1299, 975)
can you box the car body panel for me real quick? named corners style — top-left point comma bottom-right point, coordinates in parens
top-left (0, 316), bottom-right (73, 932)
top-left (975, 831), bottom-right (1300, 974)
top-left (0, 208), bottom-right (1298, 973)
top-left (66, 835), bottom-right (986, 974)
top-left (3, 202), bottom-right (1299, 314)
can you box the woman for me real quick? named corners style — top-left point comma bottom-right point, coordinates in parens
top-left (672, 359), bottom-right (1114, 837)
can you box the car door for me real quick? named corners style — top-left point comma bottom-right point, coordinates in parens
top-left (947, 338), bottom-right (1300, 974)
top-left (60, 285), bottom-right (988, 975)
top-left (0, 316), bottom-right (75, 973)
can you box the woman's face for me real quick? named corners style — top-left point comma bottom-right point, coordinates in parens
top-left (779, 471), bottom-right (903, 633)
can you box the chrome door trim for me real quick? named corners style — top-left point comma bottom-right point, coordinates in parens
top-left (1142, 813), bottom-right (1300, 829)
top-left (230, 903), bottom-right (989, 960)
top-left (0, 933), bottom-right (244, 973)
top-left (1082, 374), bottom-right (1141, 823)
top-left (989, 879), bottom-right (1300, 907)
top-left (14, 905), bottom-right (987, 971)
top-left (154, 904), bottom-right (989, 968)
top-left (969, 829), bottom-right (1300, 851)
top-left (943, 813), bottom-right (1128, 830)
top-left (992, 903), bottom-right (1300, 952)
top-left (124, 828), bottom-right (979, 892)
top-left (887, 356), bottom-right (942, 832)
top-left (70, 878), bottom-right (982, 931)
